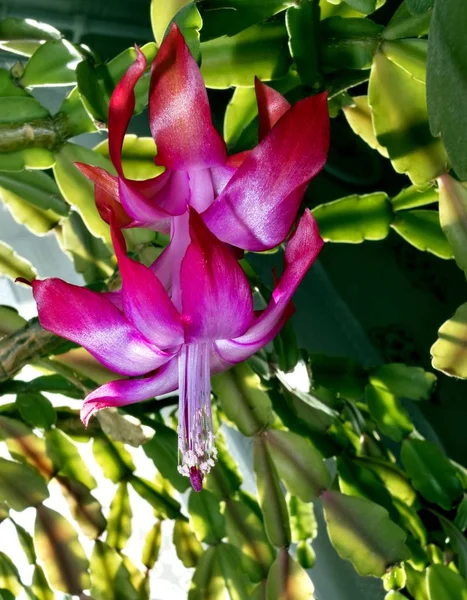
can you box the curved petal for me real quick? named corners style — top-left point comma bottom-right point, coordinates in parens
top-left (108, 46), bottom-right (147, 176)
top-left (215, 210), bottom-right (323, 363)
top-left (188, 169), bottom-right (215, 213)
top-left (111, 222), bottom-right (184, 348)
top-left (81, 357), bottom-right (179, 426)
top-left (150, 244), bottom-right (173, 292)
top-left (255, 78), bottom-right (291, 141)
top-left (181, 210), bottom-right (253, 342)
top-left (75, 163), bottom-right (133, 227)
top-left (33, 278), bottom-right (172, 376)
top-left (203, 92), bottom-right (330, 251)
top-left (118, 177), bottom-right (172, 231)
top-left (149, 24), bottom-right (226, 170)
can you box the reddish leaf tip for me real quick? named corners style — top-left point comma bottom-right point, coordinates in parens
top-left (15, 277), bottom-right (33, 287)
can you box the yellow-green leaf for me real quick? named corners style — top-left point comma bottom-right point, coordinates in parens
top-left (34, 505), bottom-right (90, 594)
top-left (391, 210), bottom-right (453, 259)
top-left (431, 302), bottom-right (467, 377)
top-left (369, 52), bottom-right (448, 184)
top-left (438, 173), bottom-right (467, 278)
top-left (106, 481), bottom-right (132, 550)
top-left (322, 490), bottom-right (409, 577)
top-left (312, 192), bottom-right (392, 243)
top-left (266, 549), bottom-right (315, 600)
top-left (0, 241), bottom-right (36, 281)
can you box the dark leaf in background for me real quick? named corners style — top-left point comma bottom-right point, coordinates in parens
top-left (427, 0), bottom-right (467, 178)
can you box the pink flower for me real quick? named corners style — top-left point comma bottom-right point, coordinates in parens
top-left (77, 23), bottom-right (329, 252)
top-left (32, 209), bottom-right (323, 490)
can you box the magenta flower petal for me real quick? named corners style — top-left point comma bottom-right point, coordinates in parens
top-left (215, 210), bottom-right (323, 363)
top-left (33, 278), bottom-right (173, 375)
top-left (149, 24), bottom-right (226, 170)
top-left (81, 358), bottom-right (179, 426)
top-left (118, 177), bottom-right (171, 231)
top-left (75, 163), bottom-right (133, 227)
top-left (111, 222), bottom-right (185, 348)
top-left (108, 46), bottom-right (147, 176)
top-left (202, 93), bottom-right (330, 251)
top-left (255, 78), bottom-right (291, 141)
top-left (180, 210), bottom-right (253, 342)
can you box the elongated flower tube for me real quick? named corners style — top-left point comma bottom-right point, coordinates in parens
top-left (77, 24), bottom-right (329, 252)
top-left (32, 209), bottom-right (323, 490)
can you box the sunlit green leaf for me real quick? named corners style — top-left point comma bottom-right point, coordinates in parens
top-left (391, 183), bottom-right (438, 211)
top-left (94, 135), bottom-right (163, 181)
top-left (188, 489), bottom-right (225, 544)
top-left (354, 456), bottom-right (417, 506)
top-left (288, 495), bottom-right (317, 542)
top-left (405, 562), bottom-right (429, 600)
top-left (188, 546), bottom-right (225, 600)
top-left (366, 384), bottom-right (413, 442)
top-left (142, 421), bottom-right (189, 493)
top-left (224, 497), bottom-right (274, 581)
top-left (56, 211), bottom-right (115, 284)
top-left (401, 439), bottom-right (462, 510)
top-left (343, 96), bottom-right (389, 157)
top-left (323, 490), bottom-right (409, 577)
top-left (13, 520), bottom-right (36, 564)
top-left (337, 456), bottom-right (398, 520)
top-left (382, 39), bottom-right (427, 83)
top-left (106, 481), bottom-right (132, 551)
top-left (296, 540), bottom-right (316, 570)
top-left (142, 521), bottom-right (162, 570)
top-left (200, 23), bottom-right (291, 89)
top-left (266, 549), bottom-right (315, 600)
top-left (253, 436), bottom-right (291, 549)
top-left (0, 96), bottom-right (48, 123)
top-left (391, 210), bottom-right (453, 259)
top-left (369, 52), bottom-right (448, 184)
top-left (31, 564), bottom-right (54, 600)
top-left (90, 540), bottom-right (139, 600)
top-left (0, 169), bottom-right (67, 235)
top-left (21, 39), bottom-right (83, 87)
top-left (46, 428), bottom-right (96, 489)
top-left (265, 429), bottom-right (331, 501)
top-left (0, 552), bottom-right (22, 597)
top-left (216, 543), bottom-right (252, 600)
top-left (0, 416), bottom-right (53, 478)
top-left (34, 505), bottom-right (90, 594)
top-left (213, 362), bottom-right (274, 436)
top-left (0, 241), bottom-right (36, 281)
top-left (129, 475), bottom-right (181, 520)
top-left (174, 519), bottom-right (203, 568)
top-left (427, 564), bottom-right (467, 600)
top-left (438, 174), bottom-right (467, 278)
top-left (56, 476), bottom-right (106, 540)
top-left (92, 436), bottom-right (135, 483)
top-left (369, 363), bottom-right (436, 401)
top-left (313, 192), bottom-right (392, 243)
top-left (0, 17), bottom-right (61, 56)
